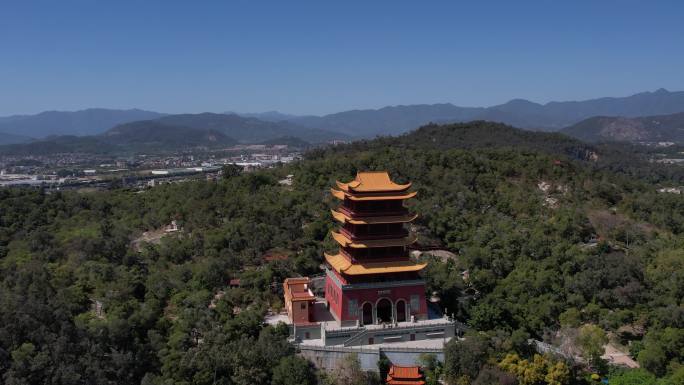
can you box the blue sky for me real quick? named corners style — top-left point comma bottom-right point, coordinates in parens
top-left (1, 0), bottom-right (683, 116)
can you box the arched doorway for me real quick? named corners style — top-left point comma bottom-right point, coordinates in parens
top-left (362, 302), bottom-right (373, 325)
top-left (396, 300), bottom-right (407, 322)
top-left (376, 298), bottom-right (393, 324)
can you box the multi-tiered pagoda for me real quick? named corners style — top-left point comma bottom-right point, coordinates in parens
top-left (324, 171), bottom-right (427, 326)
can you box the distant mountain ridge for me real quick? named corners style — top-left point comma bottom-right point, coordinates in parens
top-left (2, 88), bottom-right (684, 144)
top-left (0, 131), bottom-right (33, 145)
top-left (0, 113), bottom-right (345, 155)
top-left (102, 120), bottom-right (237, 148)
top-left (151, 113), bottom-right (347, 143)
top-left (285, 88), bottom-right (684, 137)
top-left (561, 112), bottom-right (684, 143)
top-left (0, 108), bottom-right (166, 140)
top-left (226, 111), bottom-right (304, 122)
top-left (288, 104), bottom-right (484, 138)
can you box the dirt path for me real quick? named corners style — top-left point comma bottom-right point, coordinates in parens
top-left (602, 344), bottom-right (639, 368)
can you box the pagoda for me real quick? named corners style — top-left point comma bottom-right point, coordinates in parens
top-left (324, 171), bottom-right (427, 326)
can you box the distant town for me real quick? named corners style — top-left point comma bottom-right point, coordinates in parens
top-left (0, 143), bottom-right (303, 190)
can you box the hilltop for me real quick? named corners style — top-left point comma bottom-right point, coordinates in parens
top-left (561, 112), bottom-right (684, 143)
top-left (102, 120), bottom-right (237, 148)
top-left (1, 121), bottom-right (683, 383)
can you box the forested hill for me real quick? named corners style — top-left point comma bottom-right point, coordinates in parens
top-left (561, 112), bottom-right (684, 143)
top-left (316, 121), bottom-right (684, 183)
top-left (365, 121), bottom-right (597, 160)
top-left (102, 120), bottom-right (237, 148)
top-left (1, 121), bottom-right (683, 384)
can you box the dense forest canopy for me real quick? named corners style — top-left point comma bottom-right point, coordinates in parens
top-left (0, 122), bottom-right (682, 384)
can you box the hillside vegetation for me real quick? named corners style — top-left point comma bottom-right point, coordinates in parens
top-left (562, 112), bottom-right (684, 143)
top-left (0, 122), bottom-right (682, 384)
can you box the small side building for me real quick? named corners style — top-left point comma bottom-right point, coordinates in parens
top-left (386, 365), bottom-right (425, 385)
top-left (284, 277), bottom-right (316, 325)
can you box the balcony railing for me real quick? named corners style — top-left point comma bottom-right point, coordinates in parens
top-left (338, 206), bottom-right (408, 218)
top-left (340, 228), bottom-right (409, 241)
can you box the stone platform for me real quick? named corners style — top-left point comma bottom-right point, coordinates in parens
top-left (268, 299), bottom-right (465, 348)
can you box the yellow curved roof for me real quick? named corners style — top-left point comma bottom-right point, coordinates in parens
top-left (336, 171), bottom-right (411, 193)
top-left (325, 253), bottom-right (427, 275)
top-left (330, 188), bottom-right (345, 200)
top-left (331, 231), bottom-right (417, 248)
top-left (331, 209), bottom-right (418, 225)
top-left (331, 188), bottom-right (417, 201)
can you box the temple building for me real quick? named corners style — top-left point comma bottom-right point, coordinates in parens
top-left (276, 171), bottom-right (461, 352)
top-left (386, 365), bottom-right (426, 385)
top-left (283, 277), bottom-right (316, 325)
top-left (325, 171), bottom-right (427, 326)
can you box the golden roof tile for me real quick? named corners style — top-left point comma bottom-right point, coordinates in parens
top-left (325, 253), bottom-right (427, 275)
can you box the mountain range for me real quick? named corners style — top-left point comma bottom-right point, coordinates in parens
top-left (2, 88), bottom-right (684, 147)
top-left (149, 113), bottom-right (347, 143)
top-left (225, 111), bottom-right (302, 122)
top-left (0, 108), bottom-right (165, 139)
top-left (0, 132), bottom-right (32, 146)
top-left (0, 113), bottom-right (348, 155)
top-left (283, 88), bottom-right (684, 137)
top-left (561, 112), bottom-right (684, 143)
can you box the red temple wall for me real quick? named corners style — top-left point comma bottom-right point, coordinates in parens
top-left (290, 300), bottom-right (312, 325)
top-left (325, 274), bottom-right (344, 321)
top-left (325, 274), bottom-right (426, 322)
top-left (340, 284), bottom-right (427, 322)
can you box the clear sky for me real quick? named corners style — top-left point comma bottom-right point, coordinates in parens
top-left (1, 0), bottom-right (683, 116)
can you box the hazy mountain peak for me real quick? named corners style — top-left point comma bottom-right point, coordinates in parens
top-left (503, 98), bottom-right (540, 106)
top-left (0, 108), bottom-right (166, 139)
top-left (229, 110), bottom-right (301, 122)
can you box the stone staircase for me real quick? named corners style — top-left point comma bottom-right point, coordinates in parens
top-left (342, 328), bottom-right (368, 346)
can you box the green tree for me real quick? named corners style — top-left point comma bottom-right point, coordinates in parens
top-left (377, 353), bottom-right (391, 381)
top-left (418, 353), bottom-right (443, 385)
top-left (444, 335), bottom-right (489, 383)
top-left (472, 365), bottom-right (516, 385)
top-left (608, 368), bottom-right (657, 385)
top-left (559, 308), bottom-right (581, 328)
top-left (222, 163), bottom-right (243, 178)
top-left (668, 366), bottom-right (684, 385)
top-left (637, 344), bottom-right (667, 377)
top-left (498, 353), bottom-right (570, 385)
top-left (329, 353), bottom-right (367, 385)
top-left (272, 356), bottom-right (317, 385)
top-left (577, 325), bottom-right (608, 369)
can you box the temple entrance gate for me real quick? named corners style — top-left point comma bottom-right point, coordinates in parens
top-left (376, 298), bottom-right (393, 324)
top-left (396, 300), bottom-right (407, 322)
top-left (362, 302), bottom-right (373, 325)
